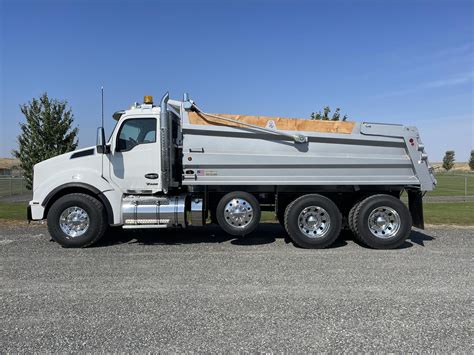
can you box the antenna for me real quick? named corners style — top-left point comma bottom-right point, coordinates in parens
top-left (101, 86), bottom-right (104, 128)
top-left (99, 86), bottom-right (105, 178)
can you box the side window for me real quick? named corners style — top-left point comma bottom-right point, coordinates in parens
top-left (117, 118), bottom-right (157, 152)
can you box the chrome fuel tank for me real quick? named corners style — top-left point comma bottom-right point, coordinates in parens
top-left (121, 195), bottom-right (186, 227)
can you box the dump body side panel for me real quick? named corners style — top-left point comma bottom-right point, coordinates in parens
top-left (180, 111), bottom-right (435, 191)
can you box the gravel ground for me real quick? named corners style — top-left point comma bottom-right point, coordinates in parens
top-left (0, 223), bottom-right (472, 352)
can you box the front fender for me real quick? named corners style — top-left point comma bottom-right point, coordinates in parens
top-left (31, 168), bottom-right (121, 224)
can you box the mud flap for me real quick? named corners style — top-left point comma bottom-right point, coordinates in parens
top-left (408, 190), bottom-right (424, 229)
top-left (27, 205), bottom-right (32, 223)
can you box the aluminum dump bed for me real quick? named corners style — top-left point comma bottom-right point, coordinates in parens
top-left (180, 110), bottom-right (435, 191)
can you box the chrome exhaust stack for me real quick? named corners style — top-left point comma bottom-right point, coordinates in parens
top-left (160, 92), bottom-right (170, 194)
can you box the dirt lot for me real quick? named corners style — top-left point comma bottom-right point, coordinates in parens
top-left (1, 223), bottom-right (472, 352)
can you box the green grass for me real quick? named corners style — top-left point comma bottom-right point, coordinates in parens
top-left (0, 202), bottom-right (28, 220)
top-left (1, 202), bottom-right (472, 226)
top-left (423, 202), bottom-right (474, 225)
top-left (261, 211), bottom-right (276, 222)
top-left (429, 172), bottom-right (474, 196)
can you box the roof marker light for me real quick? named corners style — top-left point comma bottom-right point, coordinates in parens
top-left (144, 95), bottom-right (153, 104)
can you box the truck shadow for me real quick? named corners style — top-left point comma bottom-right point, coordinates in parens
top-left (98, 223), bottom-right (286, 248)
top-left (344, 228), bottom-right (435, 249)
top-left (96, 223), bottom-right (434, 249)
top-left (409, 229), bottom-right (436, 246)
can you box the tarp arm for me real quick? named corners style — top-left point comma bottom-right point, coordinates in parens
top-left (189, 103), bottom-right (308, 144)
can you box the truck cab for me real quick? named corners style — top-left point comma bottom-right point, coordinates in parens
top-left (107, 104), bottom-right (162, 194)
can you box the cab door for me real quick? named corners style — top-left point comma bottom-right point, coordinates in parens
top-left (108, 117), bottom-right (161, 193)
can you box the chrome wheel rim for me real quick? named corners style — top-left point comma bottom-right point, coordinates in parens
top-left (59, 206), bottom-right (90, 238)
top-left (298, 206), bottom-right (331, 238)
top-left (368, 206), bottom-right (400, 238)
top-left (223, 198), bottom-right (254, 228)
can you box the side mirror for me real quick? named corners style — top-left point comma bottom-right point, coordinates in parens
top-left (96, 127), bottom-right (106, 154)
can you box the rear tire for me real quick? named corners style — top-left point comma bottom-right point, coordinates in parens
top-left (216, 191), bottom-right (261, 236)
top-left (47, 193), bottom-right (107, 248)
top-left (284, 194), bottom-right (342, 249)
top-left (348, 199), bottom-right (363, 241)
top-left (353, 194), bottom-right (412, 249)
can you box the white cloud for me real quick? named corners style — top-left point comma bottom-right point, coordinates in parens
top-left (423, 72), bottom-right (474, 89)
top-left (373, 72), bottom-right (474, 99)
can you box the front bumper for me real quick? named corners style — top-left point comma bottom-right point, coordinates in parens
top-left (28, 201), bottom-right (45, 221)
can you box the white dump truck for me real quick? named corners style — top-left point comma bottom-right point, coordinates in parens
top-left (28, 93), bottom-right (436, 249)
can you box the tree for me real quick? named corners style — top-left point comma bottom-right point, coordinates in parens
top-left (469, 150), bottom-right (474, 171)
top-left (12, 93), bottom-right (79, 189)
top-left (311, 106), bottom-right (348, 121)
top-left (442, 150), bottom-right (455, 171)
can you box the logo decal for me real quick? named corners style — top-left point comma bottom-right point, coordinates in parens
top-left (265, 120), bottom-right (277, 130)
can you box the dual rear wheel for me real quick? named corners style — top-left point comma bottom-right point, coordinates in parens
top-left (284, 194), bottom-right (342, 249)
top-left (350, 194), bottom-right (412, 249)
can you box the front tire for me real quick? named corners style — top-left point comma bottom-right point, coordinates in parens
top-left (284, 194), bottom-right (342, 249)
top-left (353, 194), bottom-right (412, 249)
top-left (47, 193), bottom-right (107, 248)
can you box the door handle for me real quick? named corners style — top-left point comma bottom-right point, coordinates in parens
top-left (145, 173), bottom-right (159, 179)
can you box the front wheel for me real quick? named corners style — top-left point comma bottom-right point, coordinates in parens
top-left (47, 193), bottom-right (107, 248)
top-left (353, 194), bottom-right (412, 249)
top-left (284, 194), bottom-right (342, 249)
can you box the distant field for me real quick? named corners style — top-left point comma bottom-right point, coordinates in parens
top-left (0, 158), bottom-right (20, 170)
top-left (431, 162), bottom-right (471, 172)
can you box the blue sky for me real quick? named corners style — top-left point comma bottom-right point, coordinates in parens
top-left (1, 0), bottom-right (473, 161)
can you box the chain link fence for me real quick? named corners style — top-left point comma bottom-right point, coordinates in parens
top-left (0, 177), bottom-right (30, 197)
top-left (430, 172), bottom-right (474, 198)
top-left (0, 173), bottom-right (472, 199)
